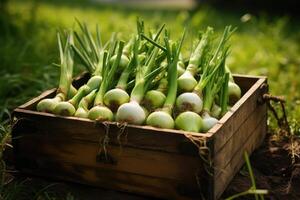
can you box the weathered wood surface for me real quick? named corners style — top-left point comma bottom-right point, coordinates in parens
top-left (18, 161), bottom-right (195, 199)
top-left (13, 110), bottom-right (206, 156)
top-left (214, 98), bottom-right (267, 176)
top-left (214, 116), bottom-right (267, 199)
top-left (211, 77), bottom-right (266, 154)
top-left (12, 74), bottom-right (268, 200)
top-left (211, 76), bottom-right (267, 199)
top-left (15, 137), bottom-right (202, 182)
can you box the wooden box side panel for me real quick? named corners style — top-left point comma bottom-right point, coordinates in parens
top-left (211, 77), bottom-right (267, 153)
top-left (12, 110), bottom-right (206, 156)
top-left (12, 74), bottom-right (267, 200)
top-left (212, 77), bottom-right (267, 199)
top-left (214, 115), bottom-right (267, 199)
top-left (13, 129), bottom-right (209, 199)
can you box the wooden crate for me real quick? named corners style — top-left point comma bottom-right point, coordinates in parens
top-left (12, 73), bottom-right (268, 200)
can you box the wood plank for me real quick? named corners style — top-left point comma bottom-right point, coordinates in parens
top-left (214, 116), bottom-right (267, 199)
top-left (13, 109), bottom-right (210, 156)
top-left (210, 78), bottom-right (266, 153)
top-left (15, 136), bottom-right (202, 182)
top-left (12, 74), bottom-right (268, 200)
top-left (232, 74), bottom-right (259, 94)
top-left (19, 161), bottom-right (199, 200)
top-left (214, 103), bottom-right (266, 177)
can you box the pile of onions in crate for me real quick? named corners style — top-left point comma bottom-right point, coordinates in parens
top-left (36, 20), bottom-right (242, 133)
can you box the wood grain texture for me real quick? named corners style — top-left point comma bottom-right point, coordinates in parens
top-left (214, 116), bottom-right (267, 199)
top-left (13, 109), bottom-right (209, 156)
top-left (15, 136), bottom-right (202, 182)
top-left (19, 161), bottom-right (197, 200)
top-left (214, 102), bottom-right (267, 177)
top-left (211, 78), bottom-right (267, 154)
top-left (12, 74), bottom-right (268, 200)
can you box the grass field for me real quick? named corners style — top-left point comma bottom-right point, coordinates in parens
top-left (1, 0), bottom-right (300, 123)
top-left (0, 0), bottom-right (300, 198)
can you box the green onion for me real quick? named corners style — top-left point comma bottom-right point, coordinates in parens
top-left (53, 22), bottom-right (104, 116)
top-left (37, 31), bottom-right (74, 113)
top-left (201, 60), bottom-right (228, 132)
top-left (146, 29), bottom-right (186, 129)
top-left (175, 111), bottom-right (203, 132)
top-left (116, 40), bottom-right (161, 125)
top-left (177, 27), bottom-right (213, 92)
top-left (109, 35), bottom-right (134, 72)
top-left (74, 89), bottom-right (97, 118)
top-left (143, 78), bottom-right (167, 111)
top-left (88, 40), bottom-right (125, 121)
top-left (103, 37), bottom-right (139, 112)
top-left (176, 26), bottom-right (233, 114)
top-left (225, 65), bottom-right (242, 105)
top-left (177, 60), bottom-right (186, 77)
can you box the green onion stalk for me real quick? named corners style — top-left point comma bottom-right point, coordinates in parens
top-left (74, 89), bottom-right (97, 118)
top-left (142, 39), bottom-right (176, 112)
top-left (146, 29), bottom-right (186, 129)
top-left (176, 26), bottom-right (234, 114)
top-left (201, 72), bottom-right (228, 132)
top-left (68, 85), bottom-right (78, 99)
top-left (210, 103), bottom-right (222, 119)
top-left (53, 23), bottom-right (104, 116)
top-left (116, 45), bottom-right (161, 125)
top-left (143, 77), bottom-right (167, 112)
top-left (177, 60), bottom-right (186, 77)
top-left (177, 27), bottom-right (213, 92)
top-left (200, 48), bottom-right (230, 132)
top-left (88, 40), bottom-right (125, 121)
top-left (103, 37), bottom-right (139, 112)
top-left (175, 26), bottom-right (235, 133)
top-left (109, 36), bottom-right (133, 72)
top-left (37, 32), bottom-right (74, 113)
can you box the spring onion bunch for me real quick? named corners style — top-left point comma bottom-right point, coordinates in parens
top-left (177, 27), bottom-right (213, 93)
top-left (115, 45), bottom-right (162, 124)
top-left (36, 20), bottom-right (242, 133)
top-left (88, 39), bottom-right (125, 121)
top-left (37, 32), bottom-right (74, 113)
top-left (175, 26), bottom-right (236, 132)
top-left (103, 23), bottom-right (165, 112)
top-left (53, 22), bottom-right (104, 116)
top-left (146, 29), bottom-right (186, 129)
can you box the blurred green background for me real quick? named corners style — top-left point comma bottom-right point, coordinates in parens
top-left (0, 0), bottom-right (300, 198)
top-left (1, 0), bottom-right (299, 128)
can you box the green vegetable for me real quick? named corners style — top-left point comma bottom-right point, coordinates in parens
top-left (116, 40), bottom-right (162, 125)
top-left (53, 21), bottom-right (104, 116)
top-left (177, 27), bottom-right (213, 92)
top-left (88, 40), bottom-right (125, 121)
top-left (37, 32), bottom-right (74, 113)
top-left (146, 29), bottom-right (186, 129)
top-left (74, 89), bottom-right (97, 118)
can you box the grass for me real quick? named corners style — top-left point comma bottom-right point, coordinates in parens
top-left (0, 0), bottom-right (300, 198)
top-left (225, 152), bottom-right (268, 200)
top-left (1, 0), bottom-right (300, 124)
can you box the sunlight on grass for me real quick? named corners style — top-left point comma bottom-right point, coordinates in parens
top-left (3, 0), bottom-right (299, 125)
top-left (0, 0), bottom-right (300, 199)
